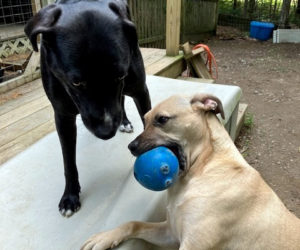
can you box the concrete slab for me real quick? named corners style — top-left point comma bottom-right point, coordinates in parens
top-left (0, 75), bottom-right (241, 250)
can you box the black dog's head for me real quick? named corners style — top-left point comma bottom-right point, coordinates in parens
top-left (25, 1), bottom-right (139, 139)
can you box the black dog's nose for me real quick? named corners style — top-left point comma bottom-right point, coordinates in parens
top-left (128, 140), bottom-right (139, 156)
top-left (94, 126), bottom-right (117, 140)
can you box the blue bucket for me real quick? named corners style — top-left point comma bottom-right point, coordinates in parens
top-left (250, 21), bottom-right (275, 41)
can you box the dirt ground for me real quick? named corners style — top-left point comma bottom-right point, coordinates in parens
top-left (207, 26), bottom-right (300, 217)
top-left (1, 27), bottom-right (299, 218)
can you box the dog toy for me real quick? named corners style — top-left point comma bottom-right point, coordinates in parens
top-left (134, 146), bottom-right (179, 191)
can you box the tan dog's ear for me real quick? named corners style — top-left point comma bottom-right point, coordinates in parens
top-left (191, 94), bottom-right (225, 119)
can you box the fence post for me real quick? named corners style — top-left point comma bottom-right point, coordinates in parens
top-left (31, 0), bottom-right (42, 14)
top-left (166, 0), bottom-right (181, 56)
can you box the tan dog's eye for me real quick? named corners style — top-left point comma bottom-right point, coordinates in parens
top-left (156, 115), bottom-right (170, 125)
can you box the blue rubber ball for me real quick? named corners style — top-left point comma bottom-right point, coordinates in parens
top-left (134, 146), bottom-right (179, 191)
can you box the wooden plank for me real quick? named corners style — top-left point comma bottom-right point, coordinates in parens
top-left (236, 103), bottom-right (248, 139)
top-left (177, 76), bottom-right (215, 83)
top-left (140, 48), bottom-right (159, 59)
top-left (141, 48), bottom-right (165, 66)
top-left (24, 51), bottom-right (40, 75)
top-left (157, 59), bottom-right (185, 79)
top-left (0, 71), bottom-right (41, 94)
top-left (0, 106), bottom-right (54, 148)
top-left (182, 42), bottom-right (212, 79)
top-left (166, 0), bottom-right (181, 56)
top-left (1, 53), bottom-right (29, 71)
top-left (0, 83), bottom-right (44, 116)
top-left (190, 56), bottom-right (212, 79)
top-left (183, 47), bottom-right (205, 60)
top-left (0, 120), bottom-right (55, 165)
top-left (31, 0), bottom-right (42, 14)
top-left (0, 95), bottom-right (51, 130)
top-left (146, 53), bottom-right (184, 76)
top-left (143, 49), bottom-right (166, 69)
top-left (228, 103), bottom-right (239, 141)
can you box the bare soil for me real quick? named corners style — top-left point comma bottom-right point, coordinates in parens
top-left (207, 27), bottom-right (300, 216)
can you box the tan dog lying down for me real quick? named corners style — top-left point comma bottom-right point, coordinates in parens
top-left (82, 94), bottom-right (300, 250)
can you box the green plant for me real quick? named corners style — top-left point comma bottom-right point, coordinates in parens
top-left (244, 112), bottom-right (254, 129)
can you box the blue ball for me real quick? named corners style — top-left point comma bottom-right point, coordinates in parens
top-left (134, 146), bottom-right (179, 191)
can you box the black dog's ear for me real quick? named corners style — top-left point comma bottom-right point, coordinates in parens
top-left (109, 2), bottom-right (138, 45)
top-left (191, 94), bottom-right (225, 120)
top-left (122, 19), bottom-right (138, 45)
top-left (109, 2), bottom-right (125, 19)
top-left (109, 2), bottom-right (131, 20)
top-left (24, 4), bottom-right (61, 52)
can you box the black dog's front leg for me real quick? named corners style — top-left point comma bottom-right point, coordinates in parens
top-left (55, 112), bottom-right (81, 217)
top-left (133, 87), bottom-right (151, 126)
top-left (119, 95), bottom-right (134, 133)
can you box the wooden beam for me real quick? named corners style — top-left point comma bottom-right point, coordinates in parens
top-left (31, 0), bottom-right (42, 15)
top-left (182, 42), bottom-right (212, 79)
top-left (166, 0), bottom-right (182, 56)
top-left (0, 71), bottom-right (41, 94)
top-left (24, 51), bottom-right (40, 75)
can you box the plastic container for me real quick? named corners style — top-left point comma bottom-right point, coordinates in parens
top-left (250, 21), bottom-right (275, 41)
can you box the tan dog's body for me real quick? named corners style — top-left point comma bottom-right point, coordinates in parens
top-left (82, 94), bottom-right (300, 250)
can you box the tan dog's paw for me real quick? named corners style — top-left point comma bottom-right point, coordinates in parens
top-left (81, 230), bottom-right (124, 250)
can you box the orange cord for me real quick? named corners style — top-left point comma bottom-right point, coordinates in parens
top-left (192, 44), bottom-right (218, 80)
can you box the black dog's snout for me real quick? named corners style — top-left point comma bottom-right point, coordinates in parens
top-left (95, 127), bottom-right (116, 140)
top-left (128, 140), bottom-right (139, 156)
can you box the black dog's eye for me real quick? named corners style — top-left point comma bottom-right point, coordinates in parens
top-left (119, 75), bottom-right (126, 81)
top-left (115, 75), bottom-right (126, 82)
top-left (72, 81), bottom-right (86, 87)
top-left (156, 116), bottom-right (170, 125)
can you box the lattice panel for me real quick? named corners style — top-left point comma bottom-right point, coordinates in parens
top-left (0, 36), bottom-right (33, 59)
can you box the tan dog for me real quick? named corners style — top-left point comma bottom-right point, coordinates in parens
top-left (82, 94), bottom-right (300, 250)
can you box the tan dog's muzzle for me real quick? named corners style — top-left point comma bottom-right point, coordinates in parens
top-left (128, 93), bottom-right (225, 172)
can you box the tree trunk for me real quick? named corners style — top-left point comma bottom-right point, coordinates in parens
top-left (248, 0), bottom-right (256, 19)
top-left (296, 0), bottom-right (300, 15)
top-left (273, 0), bottom-right (278, 18)
top-left (233, 0), bottom-right (238, 10)
top-left (244, 0), bottom-right (249, 17)
top-left (279, 0), bottom-right (292, 28)
top-left (269, 0), bottom-right (273, 17)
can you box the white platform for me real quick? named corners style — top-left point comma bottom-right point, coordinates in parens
top-left (0, 75), bottom-right (241, 250)
top-left (273, 29), bottom-right (300, 43)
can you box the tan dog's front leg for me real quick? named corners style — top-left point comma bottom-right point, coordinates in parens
top-left (81, 221), bottom-right (179, 250)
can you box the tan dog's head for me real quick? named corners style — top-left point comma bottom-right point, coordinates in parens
top-left (128, 93), bottom-right (224, 172)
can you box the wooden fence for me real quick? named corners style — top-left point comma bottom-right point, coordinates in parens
top-left (128, 0), bottom-right (166, 48)
top-left (129, 0), bottom-right (218, 48)
top-left (218, 14), bottom-right (251, 31)
top-left (181, 0), bottom-right (218, 42)
top-left (0, 0), bottom-right (218, 59)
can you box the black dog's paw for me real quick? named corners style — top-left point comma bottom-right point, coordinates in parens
top-left (59, 193), bottom-right (81, 217)
top-left (119, 120), bottom-right (134, 133)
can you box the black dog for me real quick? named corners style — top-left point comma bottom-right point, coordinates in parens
top-left (25, 0), bottom-right (151, 217)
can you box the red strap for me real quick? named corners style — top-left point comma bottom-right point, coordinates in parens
top-left (192, 44), bottom-right (218, 80)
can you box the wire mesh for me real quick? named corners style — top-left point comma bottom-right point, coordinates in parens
top-left (0, 0), bottom-right (34, 83)
top-left (0, 0), bottom-right (33, 26)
